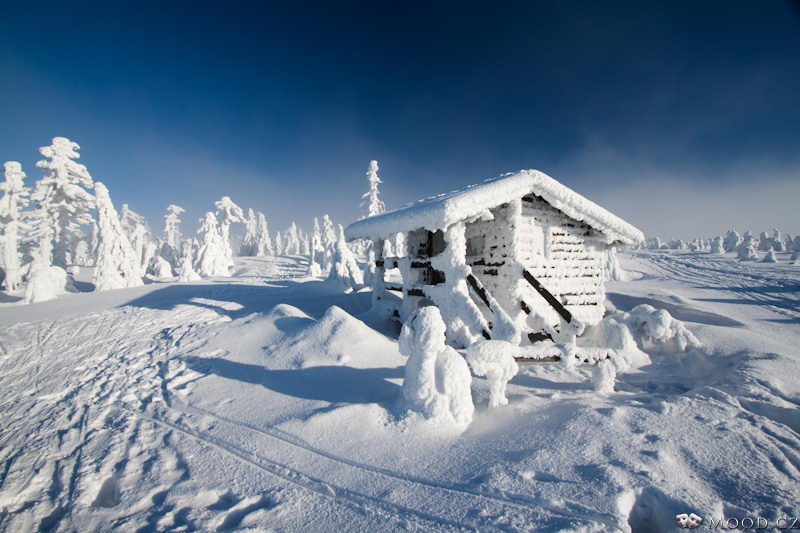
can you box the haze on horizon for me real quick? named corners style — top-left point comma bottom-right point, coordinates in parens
top-left (1, 1), bottom-right (798, 239)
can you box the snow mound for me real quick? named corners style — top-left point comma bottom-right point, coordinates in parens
top-left (269, 305), bottom-right (401, 370)
top-left (24, 261), bottom-right (76, 303)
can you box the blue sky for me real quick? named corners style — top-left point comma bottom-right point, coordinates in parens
top-left (1, 1), bottom-right (799, 239)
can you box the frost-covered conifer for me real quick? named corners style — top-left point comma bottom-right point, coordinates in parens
top-left (240, 208), bottom-right (257, 256)
top-left (791, 248), bottom-right (800, 264)
top-left (302, 235), bottom-right (310, 256)
top-left (195, 212), bottom-right (230, 277)
top-left (162, 204), bottom-right (185, 265)
top-left (737, 236), bottom-right (758, 261)
top-left (178, 241), bottom-right (201, 281)
top-left (119, 203), bottom-right (151, 276)
top-left (604, 249), bottom-right (624, 281)
top-left (361, 160), bottom-right (385, 218)
top-left (321, 214), bottom-right (337, 271)
top-left (399, 307), bottom-right (473, 427)
top-left (275, 231), bottom-right (284, 255)
top-left (311, 218), bottom-right (325, 266)
top-left (93, 183), bottom-right (143, 291)
top-left (0, 162), bottom-right (30, 291)
top-left (761, 249), bottom-right (777, 263)
top-left (771, 229), bottom-right (784, 252)
top-left (254, 213), bottom-right (273, 256)
top-left (214, 196), bottom-right (245, 266)
top-left (326, 225), bottom-right (363, 290)
top-left (758, 231), bottom-right (771, 251)
top-left (73, 239), bottom-right (91, 265)
top-left (152, 256), bottom-right (174, 278)
top-left (285, 222), bottom-right (301, 255)
top-left (722, 230), bottom-right (740, 253)
top-left (710, 236), bottom-right (724, 254)
top-left (32, 137), bottom-right (95, 267)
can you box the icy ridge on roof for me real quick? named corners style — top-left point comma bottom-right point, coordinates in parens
top-left (345, 169), bottom-right (644, 246)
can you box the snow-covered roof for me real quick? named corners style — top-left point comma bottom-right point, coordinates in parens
top-left (345, 169), bottom-right (644, 246)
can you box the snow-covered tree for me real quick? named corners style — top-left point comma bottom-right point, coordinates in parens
top-left (275, 230), bottom-right (284, 255)
top-left (399, 307), bottom-right (473, 427)
top-left (326, 225), bottom-right (364, 290)
top-left (737, 236), bottom-right (758, 261)
top-left (311, 218), bottom-right (325, 266)
top-left (31, 137), bottom-right (95, 267)
top-left (771, 229), bottom-right (784, 252)
top-left (321, 214), bottom-right (336, 271)
top-left (762, 249), bottom-right (777, 263)
top-left (757, 231), bottom-right (771, 251)
top-left (360, 160), bottom-right (385, 218)
top-left (162, 204), bottom-right (185, 265)
top-left (93, 182), bottom-right (143, 291)
top-left (152, 256), bottom-right (174, 278)
top-left (240, 208), bottom-right (257, 256)
top-left (710, 236), bottom-right (724, 254)
top-left (254, 212), bottom-right (273, 256)
top-left (722, 230), bottom-right (740, 253)
top-left (195, 212), bottom-right (230, 277)
top-left (285, 222), bottom-right (301, 255)
top-left (0, 162), bottom-right (30, 291)
top-left (178, 241), bottom-right (201, 281)
top-left (119, 203), bottom-right (151, 276)
top-left (214, 196), bottom-right (245, 266)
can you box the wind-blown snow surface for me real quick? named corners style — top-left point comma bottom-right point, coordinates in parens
top-left (0, 252), bottom-right (798, 532)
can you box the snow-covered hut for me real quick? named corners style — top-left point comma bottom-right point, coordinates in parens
top-left (345, 170), bottom-right (644, 349)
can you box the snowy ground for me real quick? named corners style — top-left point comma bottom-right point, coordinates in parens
top-left (0, 252), bottom-right (798, 532)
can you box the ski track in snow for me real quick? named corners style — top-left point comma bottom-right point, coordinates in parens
top-left (1, 254), bottom-right (799, 532)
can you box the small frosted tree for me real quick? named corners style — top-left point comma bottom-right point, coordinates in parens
top-left (285, 222), bottom-right (301, 255)
top-left (162, 204), bottom-right (185, 265)
top-left (0, 162), bottom-right (30, 291)
top-left (240, 208), bottom-right (257, 256)
top-left (254, 212), bottom-right (273, 256)
top-left (321, 214), bottom-right (337, 271)
top-left (32, 137), bottom-right (95, 267)
top-left (762, 249), bottom-right (777, 263)
top-left (361, 160), bottom-right (385, 218)
top-left (737, 236), bottom-right (758, 261)
top-left (327, 225), bottom-right (364, 291)
top-left (119, 203), bottom-right (151, 276)
top-left (722, 230), bottom-right (740, 253)
top-left (710, 236), bottom-right (724, 254)
top-left (275, 231), bottom-right (284, 255)
top-left (178, 241), bottom-right (201, 281)
top-left (93, 182), bottom-right (144, 291)
top-left (771, 229), bottom-right (784, 252)
top-left (214, 196), bottom-right (245, 266)
top-left (757, 231), bottom-right (771, 251)
top-left (196, 212), bottom-right (230, 277)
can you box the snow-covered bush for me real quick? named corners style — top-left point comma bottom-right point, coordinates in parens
top-left (761, 249), bottom-right (777, 263)
top-left (627, 304), bottom-right (701, 353)
top-left (178, 242), bottom-right (201, 281)
top-left (152, 256), bottom-right (174, 278)
top-left (737, 236), bottom-right (758, 261)
top-left (709, 236), bottom-right (724, 254)
top-left (326, 225), bottom-right (363, 290)
top-left (757, 231), bottom-right (771, 251)
top-left (196, 212), bottom-right (230, 277)
top-left (723, 230), bottom-right (741, 253)
top-left (24, 256), bottom-right (76, 304)
top-left (466, 340), bottom-right (518, 407)
top-left (93, 183), bottom-right (144, 291)
top-left (0, 162), bottom-right (30, 291)
top-left (771, 229), bottom-right (784, 252)
top-left (31, 137), bottom-right (96, 267)
top-left (399, 307), bottom-right (473, 427)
